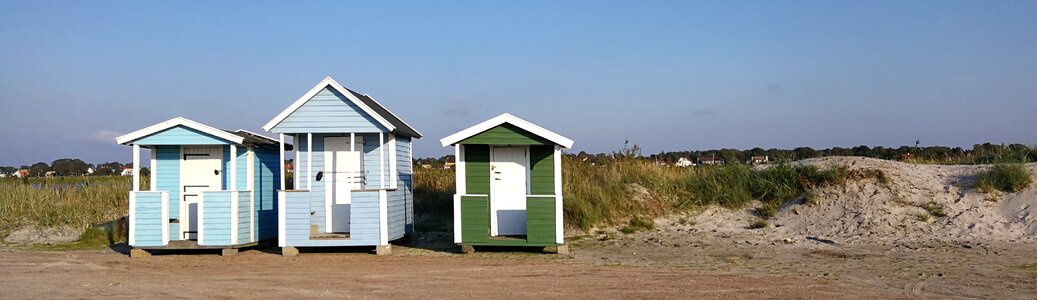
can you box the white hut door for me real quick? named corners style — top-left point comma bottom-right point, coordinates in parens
top-left (324, 137), bottom-right (363, 233)
top-left (491, 146), bottom-right (528, 236)
top-left (180, 146), bottom-right (223, 240)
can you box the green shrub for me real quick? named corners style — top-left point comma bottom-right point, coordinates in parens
top-left (976, 163), bottom-right (1032, 193)
top-left (620, 216), bottom-right (655, 234)
top-left (921, 201), bottom-right (947, 218)
top-left (753, 206), bottom-right (776, 218)
top-left (748, 220), bottom-right (768, 229)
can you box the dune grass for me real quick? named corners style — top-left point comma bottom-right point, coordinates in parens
top-left (413, 153), bottom-right (854, 232)
top-left (0, 177), bottom-right (129, 238)
top-left (976, 163), bottom-right (1032, 193)
top-left (412, 168), bottom-right (455, 231)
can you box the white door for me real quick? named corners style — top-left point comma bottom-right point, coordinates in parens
top-left (491, 146), bottom-right (528, 236)
top-left (324, 137), bottom-right (363, 233)
top-left (180, 146), bottom-right (223, 240)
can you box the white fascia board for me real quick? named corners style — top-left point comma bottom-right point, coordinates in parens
top-left (262, 76), bottom-right (396, 132)
top-left (439, 113), bottom-right (574, 148)
top-left (116, 117), bottom-right (245, 145)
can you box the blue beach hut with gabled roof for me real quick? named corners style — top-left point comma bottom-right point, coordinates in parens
top-left (116, 117), bottom-right (289, 257)
top-left (263, 76), bottom-right (421, 256)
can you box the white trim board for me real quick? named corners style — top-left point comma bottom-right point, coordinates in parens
top-left (116, 117), bottom-right (245, 145)
top-left (128, 192), bottom-right (136, 246)
top-left (262, 76), bottom-right (396, 132)
top-left (439, 113), bottom-right (574, 148)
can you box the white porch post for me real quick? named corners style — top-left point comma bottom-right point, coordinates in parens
top-left (455, 145), bottom-right (465, 194)
top-left (150, 147), bottom-right (157, 191)
top-left (350, 133), bottom-right (356, 187)
top-left (279, 133), bottom-right (285, 190)
top-left (295, 134), bottom-right (301, 181)
top-left (389, 134), bottom-right (397, 189)
top-left (230, 144), bottom-right (237, 191)
top-left (379, 133), bottom-right (385, 188)
top-left (132, 144), bottom-right (140, 192)
top-left (307, 133), bottom-right (313, 190)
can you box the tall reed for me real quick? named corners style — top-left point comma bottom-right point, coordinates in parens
top-left (0, 177), bottom-right (129, 236)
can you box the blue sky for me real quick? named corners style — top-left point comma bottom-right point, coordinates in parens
top-left (1, 1), bottom-right (1035, 166)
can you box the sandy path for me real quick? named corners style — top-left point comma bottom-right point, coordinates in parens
top-left (0, 247), bottom-right (882, 299)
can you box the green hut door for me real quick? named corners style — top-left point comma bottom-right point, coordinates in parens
top-left (491, 146), bottom-right (528, 236)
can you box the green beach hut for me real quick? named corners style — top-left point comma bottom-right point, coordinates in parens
top-left (440, 113), bottom-right (574, 253)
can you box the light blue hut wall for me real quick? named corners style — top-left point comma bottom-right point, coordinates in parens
top-left (254, 147), bottom-right (280, 240)
top-left (268, 87), bottom-right (388, 134)
top-left (201, 191), bottom-right (233, 246)
top-left (398, 137), bottom-right (413, 232)
top-left (362, 133), bottom-right (387, 188)
top-left (221, 146), bottom-right (248, 190)
top-left (237, 191), bottom-right (251, 243)
top-left (282, 190), bottom-right (381, 246)
top-left (386, 136), bottom-right (413, 238)
top-left (154, 145), bottom-right (181, 241)
top-left (132, 192), bottom-right (165, 246)
top-left (294, 133), bottom-right (390, 233)
top-left (294, 135), bottom-right (327, 232)
top-left (135, 126), bottom-right (232, 145)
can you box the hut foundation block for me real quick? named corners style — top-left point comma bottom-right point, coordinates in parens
top-left (129, 248), bottom-right (151, 258)
top-left (375, 244), bottom-right (392, 256)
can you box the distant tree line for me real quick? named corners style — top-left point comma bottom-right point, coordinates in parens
top-left (413, 142), bottom-right (1037, 166)
top-left (0, 159), bottom-right (146, 177)
top-left (643, 143), bottom-right (1037, 165)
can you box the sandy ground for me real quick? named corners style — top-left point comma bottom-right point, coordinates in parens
top-left (0, 245), bottom-right (872, 299)
top-left (3, 158), bottom-right (1036, 299)
top-left (1, 236), bottom-right (1034, 299)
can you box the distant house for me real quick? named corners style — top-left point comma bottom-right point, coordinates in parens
top-left (13, 170), bottom-right (29, 178)
top-left (420, 164), bottom-right (432, 169)
top-left (747, 156), bottom-right (769, 165)
top-left (443, 162), bottom-right (455, 170)
top-left (698, 157), bottom-right (724, 165)
top-left (674, 157), bottom-right (695, 167)
top-left (120, 168), bottom-right (133, 176)
top-left (86, 167), bottom-right (94, 175)
top-left (45, 171), bottom-right (58, 177)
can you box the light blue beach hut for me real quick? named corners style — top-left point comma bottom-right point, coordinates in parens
top-left (263, 77), bottom-right (421, 256)
top-left (116, 117), bottom-right (287, 257)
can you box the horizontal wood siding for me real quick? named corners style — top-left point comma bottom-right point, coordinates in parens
top-left (387, 189), bottom-right (406, 241)
top-left (464, 145), bottom-right (490, 195)
top-left (529, 145), bottom-right (554, 195)
top-left (201, 191), bottom-right (233, 246)
top-left (459, 123), bottom-right (552, 145)
top-left (296, 135), bottom-right (328, 232)
top-left (132, 192), bottom-right (165, 247)
top-left (270, 86), bottom-right (388, 134)
top-left (460, 195), bottom-right (489, 243)
top-left (397, 137), bottom-right (414, 233)
top-left (238, 191), bottom-right (251, 243)
top-left (362, 133), bottom-right (385, 188)
top-left (526, 196), bottom-right (557, 244)
top-left (255, 148), bottom-right (279, 241)
top-left (282, 191), bottom-right (381, 246)
top-left (154, 146), bottom-right (181, 241)
top-left (134, 125), bottom-right (232, 145)
top-left (219, 146), bottom-right (249, 191)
